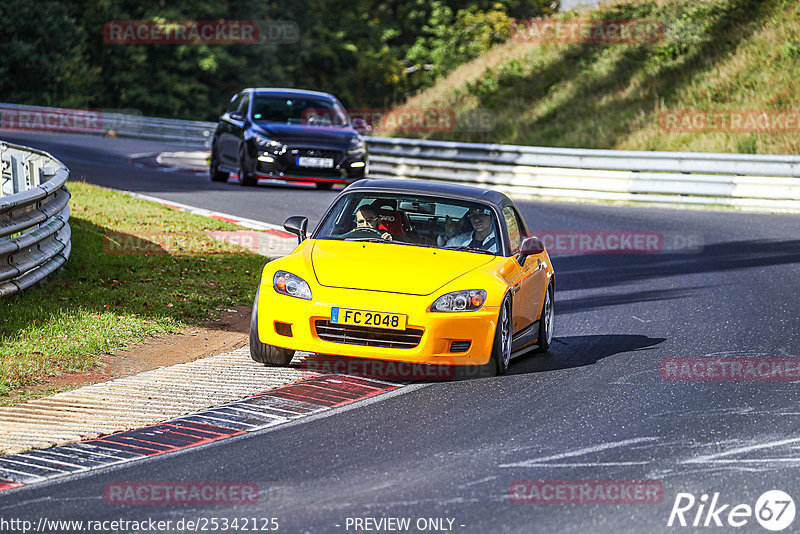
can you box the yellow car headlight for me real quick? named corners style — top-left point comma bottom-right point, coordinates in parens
top-left (273, 271), bottom-right (312, 300)
top-left (431, 290), bottom-right (486, 312)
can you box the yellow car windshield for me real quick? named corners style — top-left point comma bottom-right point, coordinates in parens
top-left (315, 192), bottom-right (499, 254)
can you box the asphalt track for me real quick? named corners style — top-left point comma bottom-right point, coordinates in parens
top-left (3, 131), bottom-right (800, 533)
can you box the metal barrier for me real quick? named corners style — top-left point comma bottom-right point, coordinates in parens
top-left (0, 103), bottom-right (213, 146)
top-left (365, 137), bottom-right (800, 212)
top-left (0, 142), bottom-right (71, 297)
top-left (2, 101), bottom-right (800, 211)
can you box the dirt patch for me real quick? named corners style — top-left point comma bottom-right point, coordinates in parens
top-left (109, 305), bottom-right (250, 377)
top-left (2, 306), bottom-right (251, 405)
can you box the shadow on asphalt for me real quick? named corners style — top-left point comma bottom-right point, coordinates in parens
top-left (556, 286), bottom-right (706, 315)
top-left (551, 239), bottom-right (800, 293)
top-left (294, 335), bottom-right (665, 383)
top-left (508, 334), bottom-right (665, 376)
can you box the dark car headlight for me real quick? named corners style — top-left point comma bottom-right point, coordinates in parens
top-left (431, 290), bottom-right (487, 312)
top-left (273, 271), bottom-right (312, 300)
top-left (254, 133), bottom-right (284, 149)
top-left (347, 136), bottom-right (366, 155)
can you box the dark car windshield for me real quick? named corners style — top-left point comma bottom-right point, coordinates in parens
top-left (251, 95), bottom-right (349, 126)
top-left (315, 192), bottom-right (501, 255)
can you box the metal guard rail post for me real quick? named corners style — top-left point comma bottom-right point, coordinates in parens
top-left (0, 141), bottom-right (71, 297)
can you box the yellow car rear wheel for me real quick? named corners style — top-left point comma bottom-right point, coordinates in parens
top-left (534, 282), bottom-right (554, 353)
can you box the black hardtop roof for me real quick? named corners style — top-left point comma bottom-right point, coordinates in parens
top-left (245, 88), bottom-right (336, 99)
top-left (343, 179), bottom-right (512, 207)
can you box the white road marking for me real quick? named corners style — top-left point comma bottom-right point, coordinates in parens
top-left (683, 436), bottom-right (800, 464)
top-left (498, 437), bottom-right (659, 468)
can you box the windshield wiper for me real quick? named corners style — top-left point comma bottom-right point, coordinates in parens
top-left (402, 242), bottom-right (437, 249)
top-left (446, 246), bottom-right (495, 255)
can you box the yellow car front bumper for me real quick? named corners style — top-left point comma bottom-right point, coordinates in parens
top-left (256, 282), bottom-right (500, 366)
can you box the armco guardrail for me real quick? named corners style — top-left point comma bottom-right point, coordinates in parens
top-left (0, 103), bottom-right (213, 146)
top-left (3, 102), bottom-right (800, 211)
top-left (0, 141), bottom-right (71, 297)
top-left (365, 137), bottom-right (800, 212)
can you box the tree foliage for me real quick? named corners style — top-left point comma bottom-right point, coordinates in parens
top-left (0, 0), bottom-right (557, 119)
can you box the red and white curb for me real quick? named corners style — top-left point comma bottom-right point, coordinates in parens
top-left (118, 191), bottom-right (299, 257)
top-left (0, 348), bottom-right (316, 454)
top-left (0, 374), bottom-right (399, 493)
top-left (119, 191), bottom-right (294, 236)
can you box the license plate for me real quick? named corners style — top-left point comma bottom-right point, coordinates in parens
top-left (297, 156), bottom-right (334, 168)
top-left (330, 307), bottom-right (407, 330)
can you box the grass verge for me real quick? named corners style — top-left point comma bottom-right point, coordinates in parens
top-left (0, 181), bottom-right (268, 397)
top-left (383, 0), bottom-right (800, 155)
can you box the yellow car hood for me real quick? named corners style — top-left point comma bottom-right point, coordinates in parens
top-left (310, 240), bottom-right (494, 295)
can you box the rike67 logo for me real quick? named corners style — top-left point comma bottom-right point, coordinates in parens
top-left (668, 490), bottom-right (795, 531)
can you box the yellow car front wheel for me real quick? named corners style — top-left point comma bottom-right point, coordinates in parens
top-left (492, 295), bottom-right (513, 375)
top-left (472, 294), bottom-right (512, 378)
top-left (249, 292), bottom-right (294, 366)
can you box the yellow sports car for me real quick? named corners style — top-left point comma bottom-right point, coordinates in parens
top-left (249, 179), bottom-right (554, 376)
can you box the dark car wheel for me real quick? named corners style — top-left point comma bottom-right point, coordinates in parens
top-left (492, 295), bottom-right (513, 374)
top-left (315, 182), bottom-right (334, 190)
top-left (209, 150), bottom-right (229, 182)
top-left (535, 282), bottom-right (554, 352)
top-left (238, 148), bottom-right (258, 187)
top-left (473, 294), bottom-right (512, 378)
top-left (249, 292), bottom-right (294, 366)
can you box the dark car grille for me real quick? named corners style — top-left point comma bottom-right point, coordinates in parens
top-left (256, 160), bottom-right (280, 174)
top-left (290, 148), bottom-right (341, 160)
top-left (259, 148), bottom-right (344, 178)
top-left (256, 151), bottom-right (346, 178)
top-left (315, 320), bottom-right (423, 349)
top-left (287, 149), bottom-right (343, 176)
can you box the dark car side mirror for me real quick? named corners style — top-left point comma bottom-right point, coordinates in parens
top-left (352, 118), bottom-right (371, 134)
top-left (229, 110), bottom-right (244, 121)
top-left (517, 236), bottom-right (545, 266)
top-left (284, 216), bottom-right (309, 244)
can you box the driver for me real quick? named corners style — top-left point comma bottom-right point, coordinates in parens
top-left (445, 207), bottom-right (497, 252)
top-left (355, 206), bottom-right (392, 241)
